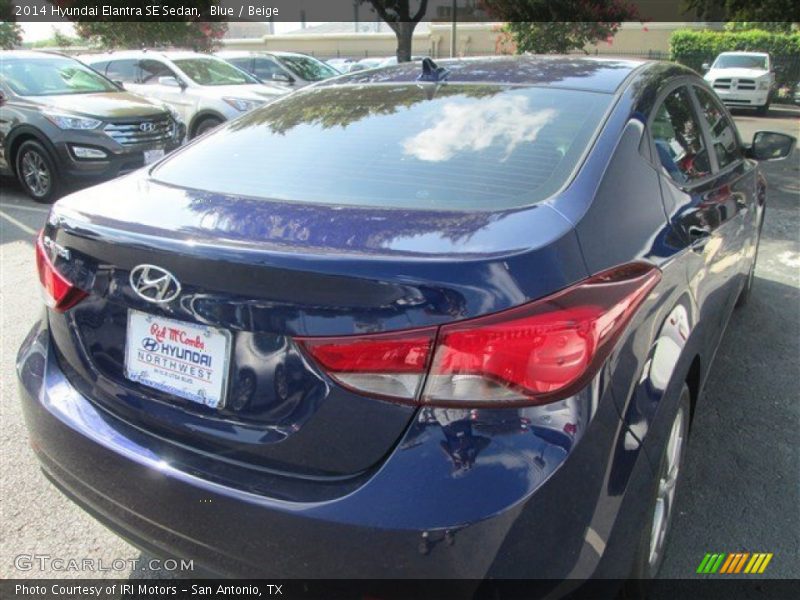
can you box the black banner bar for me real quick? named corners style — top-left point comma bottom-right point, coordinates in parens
top-left (2, 579), bottom-right (800, 600)
top-left (0, 0), bottom-right (761, 24)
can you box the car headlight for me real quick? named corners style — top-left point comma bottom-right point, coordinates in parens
top-left (164, 105), bottom-right (181, 122)
top-left (43, 111), bottom-right (103, 130)
top-left (757, 80), bottom-right (770, 90)
top-left (222, 97), bottom-right (263, 112)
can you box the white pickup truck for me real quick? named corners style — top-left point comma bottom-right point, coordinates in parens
top-left (703, 52), bottom-right (774, 115)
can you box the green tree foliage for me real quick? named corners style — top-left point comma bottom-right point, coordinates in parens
top-left (0, 21), bottom-right (22, 49)
top-left (73, 21), bottom-right (227, 51)
top-left (0, 0), bottom-right (22, 49)
top-left (498, 22), bottom-right (628, 54)
top-left (360, 1), bottom-right (429, 62)
top-left (685, 0), bottom-right (799, 23)
top-left (51, 2), bottom-right (227, 51)
top-left (669, 29), bottom-right (800, 89)
top-left (481, 0), bottom-right (640, 54)
top-left (724, 22), bottom-right (797, 33)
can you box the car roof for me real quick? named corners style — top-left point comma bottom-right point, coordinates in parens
top-left (717, 51), bottom-right (769, 56)
top-left (79, 50), bottom-right (216, 62)
top-left (324, 55), bottom-right (648, 94)
top-left (217, 50), bottom-right (313, 58)
top-left (0, 50), bottom-right (77, 60)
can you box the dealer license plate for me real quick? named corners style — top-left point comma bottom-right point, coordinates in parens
top-left (124, 310), bottom-right (231, 408)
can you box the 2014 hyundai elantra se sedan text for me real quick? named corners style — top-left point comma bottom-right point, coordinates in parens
top-left (17, 57), bottom-right (795, 590)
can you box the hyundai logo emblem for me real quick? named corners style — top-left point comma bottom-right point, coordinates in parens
top-left (142, 337), bottom-right (160, 351)
top-left (139, 122), bottom-right (157, 133)
top-left (130, 265), bottom-right (181, 303)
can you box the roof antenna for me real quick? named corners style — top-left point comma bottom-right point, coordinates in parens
top-left (417, 58), bottom-right (450, 83)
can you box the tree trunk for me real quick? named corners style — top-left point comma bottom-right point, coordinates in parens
top-left (395, 21), bottom-right (415, 62)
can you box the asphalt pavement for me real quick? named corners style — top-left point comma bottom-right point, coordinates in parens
top-left (1, 106), bottom-right (798, 582)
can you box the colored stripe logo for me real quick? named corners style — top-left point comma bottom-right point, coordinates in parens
top-left (697, 552), bottom-right (773, 574)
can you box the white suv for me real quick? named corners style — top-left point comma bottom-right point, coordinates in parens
top-left (703, 52), bottom-right (774, 115)
top-left (81, 51), bottom-right (288, 138)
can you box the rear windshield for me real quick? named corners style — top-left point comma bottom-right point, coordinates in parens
top-left (153, 84), bottom-right (611, 210)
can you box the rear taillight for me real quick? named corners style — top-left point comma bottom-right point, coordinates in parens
top-left (35, 232), bottom-right (87, 312)
top-left (297, 329), bottom-right (437, 402)
top-left (299, 263), bottom-right (661, 407)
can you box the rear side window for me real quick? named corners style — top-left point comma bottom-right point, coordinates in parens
top-left (651, 87), bottom-right (711, 184)
top-left (153, 84), bottom-right (612, 211)
top-left (226, 57), bottom-right (253, 74)
top-left (105, 59), bottom-right (139, 83)
top-left (139, 60), bottom-right (177, 85)
top-left (252, 57), bottom-right (284, 81)
top-left (87, 60), bottom-right (109, 75)
top-left (694, 86), bottom-right (742, 170)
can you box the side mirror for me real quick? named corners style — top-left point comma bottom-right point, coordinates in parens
top-left (112, 79), bottom-right (125, 88)
top-left (0, 90), bottom-right (6, 106)
top-left (158, 76), bottom-right (184, 88)
top-left (701, 62), bottom-right (710, 72)
top-left (748, 131), bottom-right (796, 161)
top-left (271, 73), bottom-right (293, 84)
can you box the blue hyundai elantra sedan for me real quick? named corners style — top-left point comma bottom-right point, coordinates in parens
top-left (17, 56), bottom-right (794, 590)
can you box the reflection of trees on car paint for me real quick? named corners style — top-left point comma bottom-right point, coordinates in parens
top-left (228, 57), bottom-right (630, 137)
top-left (182, 192), bottom-right (503, 250)
top-left (228, 84), bottom-right (501, 135)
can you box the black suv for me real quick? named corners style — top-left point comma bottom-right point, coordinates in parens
top-left (0, 51), bottom-right (185, 202)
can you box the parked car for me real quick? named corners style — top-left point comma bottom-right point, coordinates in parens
top-left (216, 50), bottom-right (341, 88)
top-left (378, 55), bottom-right (427, 67)
top-left (325, 57), bottom-right (357, 73)
top-left (794, 82), bottom-right (800, 105)
top-left (703, 51), bottom-right (774, 115)
top-left (0, 51), bottom-right (184, 202)
top-left (80, 50), bottom-right (287, 139)
top-left (346, 57), bottom-right (389, 73)
top-left (18, 57), bottom-right (795, 589)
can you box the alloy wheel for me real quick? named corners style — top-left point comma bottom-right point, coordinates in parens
top-left (648, 404), bottom-right (686, 570)
top-left (20, 150), bottom-right (51, 198)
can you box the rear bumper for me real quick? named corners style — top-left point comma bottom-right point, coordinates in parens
top-left (17, 317), bottom-right (655, 582)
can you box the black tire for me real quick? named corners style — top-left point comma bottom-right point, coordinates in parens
top-left (192, 116), bottom-right (223, 139)
top-left (15, 140), bottom-right (60, 203)
top-left (755, 100), bottom-right (770, 116)
top-left (624, 384), bottom-right (691, 596)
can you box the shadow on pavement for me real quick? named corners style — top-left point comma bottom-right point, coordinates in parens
top-left (656, 276), bottom-right (799, 582)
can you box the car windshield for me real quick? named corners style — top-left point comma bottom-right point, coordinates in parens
top-left (277, 55), bottom-right (339, 81)
top-left (713, 55), bottom-right (768, 70)
top-left (0, 56), bottom-right (118, 96)
top-left (173, 57), bottom-right (258, 86)
top-left (154, 84), bottom-right (611, 211)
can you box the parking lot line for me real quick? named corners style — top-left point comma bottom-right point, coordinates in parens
top-left (0, 202), bottom-right (50, 214)
top-left (0, 208), bottom-right (38, 236)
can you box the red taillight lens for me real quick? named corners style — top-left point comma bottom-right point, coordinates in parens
top-left (35, 232), bottom-right (87, 312)
top-left (298, 263), bottom-right (661, 407)
top-left (297, 329), bottom-right (437, 401)
top-left (423, 263), bottom-right (661, 406)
